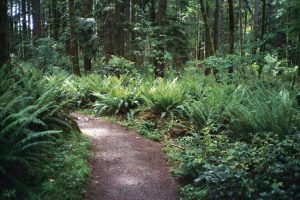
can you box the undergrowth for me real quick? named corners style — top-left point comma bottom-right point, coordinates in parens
top-left (0, 64), bottom-right (91, 199)
top-left (2, 60), bottom-right (299, 200)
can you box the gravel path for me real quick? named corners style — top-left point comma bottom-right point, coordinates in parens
top-left (73, 113), bottom-right (179, 200)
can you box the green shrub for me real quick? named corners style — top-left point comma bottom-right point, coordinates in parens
top-left (93, 86), bottom-right (141, 117)
top-left (0, 65), bottom-right (80, 199)
top-left (186, 80), bottom-right (299, 139)
top-left (34, 134), bottom-right (91, 200)
top-left (142, 78), bottom-right (187, 119)
top-left (167, 132), bottom-right (300, 200)
top-left (227, 87), bottom-right (300, 136)
top-left (0, 90), bottom-right (74, 198)
top-left (98, 56), bottom-right (136, 77)
top-left (26, 38), bottom-right (71, 71)
top-left (186, 84), bottom-right (235, 130)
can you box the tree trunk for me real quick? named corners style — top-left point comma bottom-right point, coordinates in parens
top-left (83, 0), bottom-right (93, 72)
top-left (153, 0), bottom-right (168, 77)
top-left (31, 0), bottom-right (42, 39)
top-left (213, 0), bottom-right (221, 52)
top-left (21, 0), bottom-right (27, 37)
top-left (0, 0), bottom-right (10, 67)
top-left (228, 0), bottom-right (234, 54)
top-left (252, 0), bottom-right (260, 54)
top-left (258, 0), bottom-right (266, 75)
top-left (69, 0), bottom-right (80, 75)
top-left (51, 0), bottom-right (60, 40)
top-left (113, 0), bottom-right (126, 57)
top-left (150, 0), bottom-right (156, 23)
top-left (199, 0), bottom-right (215, 57)
top-left (239, 0), bottom-right (245, 56)
top-left (260, 0), bottom-right (266, 53)
top-left (27, 0), bottom-right (32, 39)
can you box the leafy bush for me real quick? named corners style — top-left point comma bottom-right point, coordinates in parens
top-left (93, 86), bottom-right (141, 117)
top-left (227, 87), bottom-right (299, 136)
top-left (0, 65), bottom-right (83, 199)
top-left (26, 38), bottom-right (71, 71)
top-left (167, 132), bottom-right (300, 200)
top-left (98, 56), bottom-right (136, 77)
top-left (186, 80), bottom-right (299, 139)
top-left (201, 55), bottom-right (253, 72)
top-left (142, 78), bottom-right (186, 119)
top-left (34, 134), bottom-right (91, 200)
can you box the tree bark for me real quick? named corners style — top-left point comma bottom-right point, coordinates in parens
top-left (113, 0), bottom-right (126, 57)
top-left (239, 0), bottom-right (245, 56)
top-left (0, 0), bottom-right (10, 67)
top-left (31, 0), bottom-right (42, 39)
top-left (83, 0), bottom-right (93, 72)
top-left (199, 0), bottom-right (215, 57)
top-left (252, 0), bottom-right (260, 54)
top-left (258, 0), bottom-right (266, 75)
top-left (51, 0), bottom-right (60, 40)
top-left (213, 0), bottom-right (221, 51)
top-left (21, 0), bottom-right (27, 37)
top-left (69, 0), bottom-right (80, 75)
top-left (228, 0), bottom-right (234, 54)
top-left (153, 0), bottom-right (168, 77)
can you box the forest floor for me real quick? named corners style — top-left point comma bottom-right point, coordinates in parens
top-left (73, 113), bottom-right (179, 200)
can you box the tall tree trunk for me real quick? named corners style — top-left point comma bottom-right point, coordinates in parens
top-left (252, 0), bottom-right (260, 54)
top-left (31, 0), bottom-right (42, 39)
top-left (228, 0), bottom-right (234, 54)
top-left (83, 0), bottom-right (93, 72)
top-left (200, 0), bottom-right (215, 75)
top-left (21, 0), bottom-right (27, 36)
top-left (27, 0), bottom-right (31, 40)
top-left (51, 0), bottom-right (60, 40)
top-left (213, 0), bottom-right (221, 52)
top-left (113, 0), bottom-right (126, 57)
top-left (0, 0), bottom-right (10, 67)
top-left (98, 0), bottom-right (113, 61)
top-left (153, 0), bottom-right (168, 77)
top-left (150, 0), bottom-right (156, 23)
top-left (205, 3), bottom-right (213, 57)
top-left (258, 0), bottom-right (266, 75)
top-left (260, 0), bottom-right (266, 53)
top-left (69, 0), bottom-right (80, 75)
top-left (239, 0), bottom-right (245, 56)
top-left (199, 0), bottom-right (215, 57)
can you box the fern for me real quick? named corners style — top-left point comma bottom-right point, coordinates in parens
top-left (142, 78), bottom-right (187, 119)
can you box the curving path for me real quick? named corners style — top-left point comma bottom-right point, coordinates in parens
top-left (73, 113), bottom-right (179, 200)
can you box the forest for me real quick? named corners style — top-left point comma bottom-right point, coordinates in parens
top-left (0, 0), bottom-right (300, 199)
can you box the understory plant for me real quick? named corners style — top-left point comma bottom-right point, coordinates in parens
top-left (142, 78), bottom-right (187, 119)
top-left (0, 64), bottom-right (88, 199)
top-left (93, 85), bottom-right (142, 117)
top-left (166, 131), bottom-right (300, 200)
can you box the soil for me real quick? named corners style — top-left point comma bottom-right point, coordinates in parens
top-left (73, 113), bottom-right (179, 200)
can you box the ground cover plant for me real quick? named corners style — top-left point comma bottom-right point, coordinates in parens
top-left (0, 65), bottom-right (91, 199)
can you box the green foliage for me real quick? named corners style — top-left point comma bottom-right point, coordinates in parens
top-left (201, 55), bottom-right (255, 72)
top-left (34, 134), bottom-right (91, 200)
top-left (142, 78), bottom-right (186, 119)
top-left (135, 121), bottom-right (162, 141)
top-left (0, 65), bottom-right (84, 199)
top-left (167, 132), bottom-right (300, 200)
top-left (98, 56), bottom-right (137, 76)
top-left (26, 38), bottom-right (71, 71)
top-left (93, 85), bottom-right (141, 117)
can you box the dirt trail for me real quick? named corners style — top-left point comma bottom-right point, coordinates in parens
top-left (73, 113), bottom-right (179, 200)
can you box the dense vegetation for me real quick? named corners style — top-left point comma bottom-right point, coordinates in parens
top-left (0, 0), bottom-right (300, 199)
